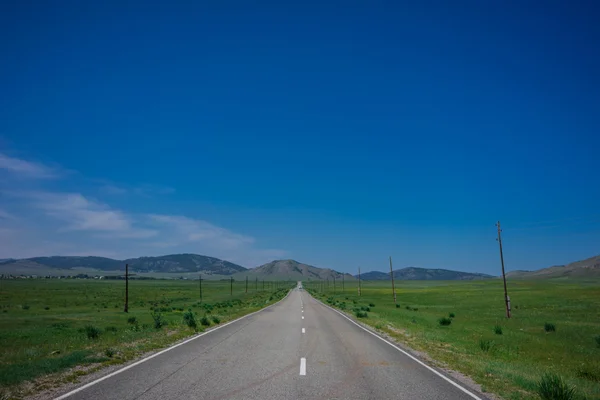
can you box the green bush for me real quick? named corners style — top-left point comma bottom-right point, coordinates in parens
top-left (151, 311), bottom-right (166, 329)
top-left (479, 339), bottom-right (493, 352)
top-left (127, 316), bottom-right (137, 325)
top-left (544, 322), bottom-right (556, 333)
top-left (22, 305), bottom-right (30, 310)
top-left (369, 303), bottom-right (375, 307)
top-left (83, 325), bottom-right (101, 339)
top-left (104, 348), bottom-right (115, 358)
top-left (183, 310), bottom-right (197, 329)
top-left (355, 311), bottom-right (368, 318)
top-left (595, 335), bottom-right (600, 347)
top-left (211, 316), bottom-right (221, 324)
top-left (438, 317), bottom-right (452, 326)
top-left (536, 373), bottom-right (577, 400)
top-left (44, 306), bottom-right (50, 310)
top-left (396, 304), bottom-right (401, 308)
top-left (449, 312), bottom-right (455, 318)
top-left (200, 315), bottom-right (211, 327)
top-left (494, 325), bottom-right (503, 335)
top-left (105, 326), bottom-right (118, 333)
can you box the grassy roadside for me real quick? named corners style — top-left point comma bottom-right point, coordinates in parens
top-left (0, 279), bottom-right (293, 398)
top-left (305, 279), bottom-right (600, 400)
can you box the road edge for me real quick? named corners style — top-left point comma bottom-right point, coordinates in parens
top-left (51, 288), bottom-right (294, 400)
top-left (305, 291), bottom-right (491, 400)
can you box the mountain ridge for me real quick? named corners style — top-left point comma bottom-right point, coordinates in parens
top-left (358, 267), bottom-right (494, 281)
top-left (0, 254), bottom-right (246, 275)
top-left (506, 254), bottom-right (600, 279)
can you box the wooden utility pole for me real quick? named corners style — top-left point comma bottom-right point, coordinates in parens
top-left (333, 276), bottom-right (336, 294)
top-left (496, 221), bottom-right (511, 318)
top-left (390, 256), bottom-right (397, 305)
top-left (199, 273), bottom-right (203, 303)
top-left (124, 264), bottom-right (129, 313)
top-left (358, 267), bottom-right (361, 296)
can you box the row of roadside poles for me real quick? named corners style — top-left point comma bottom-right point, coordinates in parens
top-left (310, 220), bottom-right (512, 319)
top-left (123, 221), bottom-right (511, 318)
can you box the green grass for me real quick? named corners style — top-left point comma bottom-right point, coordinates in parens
top-left (537, 373), bottom-right (577, 400)
top-left (304, 279), bottom-right (600, 400)
top-left (0, 279), bottom-right (293, 395)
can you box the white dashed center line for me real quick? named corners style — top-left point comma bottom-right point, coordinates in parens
top-left (300, 358), bottom-right (306, 375)
top-left (302, 328), bottom-right (305, 334)
top-left (302, 316), bottom-right (304, 319)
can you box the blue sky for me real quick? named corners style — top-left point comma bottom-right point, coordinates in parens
top-left (1, 1), bottom-right (599, 273)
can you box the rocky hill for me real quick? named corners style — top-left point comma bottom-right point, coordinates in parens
top-left (234, 259), bottom-right (354, 281)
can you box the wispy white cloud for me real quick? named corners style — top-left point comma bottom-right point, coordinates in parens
top-left (0, 153), bottom-right (59, 179)
top-left (99, 182), bottom-right (175, 197)
top-left (148, 214), bottom-right (255, 249)
top-left (0, 152), bottom-right (285, 266)
top-left (23, 192), bottom-right (158, 238)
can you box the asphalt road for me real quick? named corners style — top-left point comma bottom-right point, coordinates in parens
top-left (55, 285), bottom-right (485, 400)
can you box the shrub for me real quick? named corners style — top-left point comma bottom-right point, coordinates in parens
top-left (127, 316), bottom-right (137, 325)
top-left (355, 311), bottom-right (368, 318)
top-left (360, 306), bottom-right (370, 312)
top-left (22, 305), bottom-right (30, 310)
top-left (449, 312), bottom-right (455, 318)
top-left (104, 348), bottom-right (115, 358)
top-left (396, 304), bottom-right (401, 308)
top-left (212, 316), bottom-right (221, 324)
top-left (412, 308), bottom-right (418, 311)
top-left (438, 317), bottom-right (452, 326)
top-left (595, 335), bottom-right (600, 347)
top-left (544, 323), bottom-right (556, 332)
top-left (44, 306), bottom-right (50, 310)
top-left (369, 303), bottom-right (375, 307)
top-left (200, 315), bottom-right (211, 327)
top-left (537, 373), bottom-right (577, 400)
top-left (405, 306), bottom-right (411, 310)
top-left (183, 310), bottom-right (197, 329)
top-left (479, 339), bottom-right (493, 352)
top-left (151, 311), bottom-right (166, 329)
top-left (84, 325), bottom-right (101, 339)
top-left (494, 325), bottom-right (503, 335)
top-left (105, 326), bottom-right (118, 333)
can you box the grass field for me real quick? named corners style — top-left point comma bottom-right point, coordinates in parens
top-left (0, 278), bottom-right (294, 398)
top-left (305, 279), bottom-right (600, 400)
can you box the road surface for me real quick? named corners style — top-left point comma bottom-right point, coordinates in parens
top-left (55, 285), bottom-right (485, 400)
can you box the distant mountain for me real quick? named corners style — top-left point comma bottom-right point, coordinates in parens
top-left (234, 259), bottom-right (354, 281)
top-left (125, 254), bottom-right (245, 275)
top-left (0, 254), bottom-right (246, 275)
top-left (358, 267), bottom-right (493, 281)
top-left (506, 255), bottom-right (600, 279)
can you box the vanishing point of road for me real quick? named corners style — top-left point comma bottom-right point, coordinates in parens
top-left (54, 284), bottom-right (487, 400)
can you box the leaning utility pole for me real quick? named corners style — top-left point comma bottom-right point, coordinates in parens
top-left (124, 264), bottom-right (129, 313)
top-left (389, 256), bottom-right (397, 305)
top-left (358, 267), bottom-right (361, 296)
top-left (496, 221), bottom-right (511, 318)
